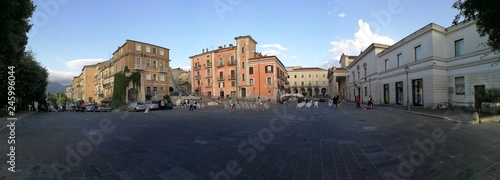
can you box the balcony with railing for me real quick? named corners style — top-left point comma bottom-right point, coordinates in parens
top-left (134, 64), bottom-right (143, 70)
top-left (227, 60), bottom-right (236, 66)
top-left (228, 74), bottom-right (236, 80)
top-left (195, 75), bottom-right (201, 80)
top-left (204, 63), bottom-right (212, 68)
top-left (206, 73), bottom-right (212, 78)
top-left (206, 82), bottom-right (212, 87)
top-left (194, 65), bottom-right (201, 71)
top-left (217, 62), bottom-right (225, 67)
top-left (218, 76), bottom-right (225, 81)
top-left (159, 66), bottom-right (167, 72)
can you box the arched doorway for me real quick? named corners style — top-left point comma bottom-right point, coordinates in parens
top-left (321, 88), bottom-right (327, 96)
top-left (128, 88), bottom-right (138, 102)
top-left (241, 88), bottom-right (247, 97)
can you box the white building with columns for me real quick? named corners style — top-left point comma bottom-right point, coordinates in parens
top-left (347, 21), bottom-right (500, 109)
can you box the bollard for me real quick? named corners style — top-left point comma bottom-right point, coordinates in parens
top-left (473, 112), bottom-right (479, 123)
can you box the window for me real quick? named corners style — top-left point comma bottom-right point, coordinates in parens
top-left (241, 62), bottom-right (245, 68)
top-left (152, 47), bottom-right (157, 54)
top-left (455, 39), bottom-right (464, 57)
top-left (365, 87), bottom-right (367, 96)
top-left (323, 74), bottom-right (325, 78)
top-left (242, 74), bottom-right (245, 81)
top-left (315, 74), bottom-right (318, 78)
top-left (308, 74), bottom-right (311, 78)
top-left (153, 60), bottom-right (157, 68)
top-left (294, 75), bottom-right (297, 78)
top-left (219, 58), bottom-right (223, 66)
top-left (153, 74), bottom-right (157, 81)
top-left (249, 67), bottom-right (254, 74)
top-left (415, 45), bottom-right (422, 61)
top-left (385, 59), bottom-right (388, 70)
top-left (146, 87), bottom-right (151, 94)
top-left (147, 59), bottom-right (151, 67)
top-left (136, 58), bottom-right (141, 66)
top-left (357, 71), bottom-right (360, 80)
top-left (267, 77), bottom-right (272, 85)
top-left (294, 82), bottom-right (297, 85)
top-left (397, 53), bottom-right (402, 67)
top-left (315, 81), bottom-right (318, 85)
top-left (364, 68), bottom-right (367, 78)
top-left (146, 73), bottom-right (151, 80)
top-left (160, 49), bottom-right (164, 55)
top-left (301, 82), bottom-right (304, 86)
top-left (323, 81), bottom-right (326, 85)
top-left (146, 46), bottom-right (151, 53)
top-left (301, 75), bottom-right (304, 78)
top-left (160, 87), bottom-right (163, 91)
top-left (160, 74), bottom-right (165, 81)
top-left (455, 77), bottom-right (465, 95)
top-left (160, 62), bottom-right (164, 69)
top-left (231, 81), bottom-right (236, 87)
top-left (136, 43), bottom-right (141, 51)
top-left (219, 82), bottom-right (224, 88)
top-left (119, 48), bottom-right (123, 54)
top-left (353, 72), bottom-right (355, 82)
top-left (230, 56), bottom-right (235, 64)
top-left (308, 81), bottom-right (311, 85)
top-left (266, 65), bottom-right (273, 73)
top-left (250, 79), bottom-right (254, 86)
top-left (242, 47), bottom-right (245, 53)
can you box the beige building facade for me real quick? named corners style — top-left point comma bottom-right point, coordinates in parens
top-left (286, 66), bottom-right (328, 97)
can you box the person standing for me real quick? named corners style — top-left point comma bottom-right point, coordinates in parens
top-left (332, 96), bottom-right (338, 109)
top-left (257, 97), bottom-right (263, 111)
top-left (368, 95), bottom-right (374, 109)
top-left (355, 95), bottom-right (361, 108)
top-left (229, 98), bottom-right (234, 112)
top-left (189, 99), bottom-right (194, 111)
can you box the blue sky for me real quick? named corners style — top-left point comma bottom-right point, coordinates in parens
top-left (28, 0), bottom-right (459, 85)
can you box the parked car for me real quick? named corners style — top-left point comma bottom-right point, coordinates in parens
top-left (165, 100), bottom-right (174, 110)
top-left (86, 104), bottom-right (98, 112)
top-left (128, 102), bottom-right (146, 112)
top-left (97, 104), bottom-right (112, 112)
top-left (145, 100), bottom-right (160, 110)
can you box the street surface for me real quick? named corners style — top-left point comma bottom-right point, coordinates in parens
top-left (1, 103), bottom-right (499, 179)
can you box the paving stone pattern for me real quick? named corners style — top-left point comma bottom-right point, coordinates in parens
top-left (0, 103), bottom-right (499, 179)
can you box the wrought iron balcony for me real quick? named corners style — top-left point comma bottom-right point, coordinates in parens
top-left (204, 63), bottom-right (212, 68)
top-left (228, 75), bottom-right (236, 80)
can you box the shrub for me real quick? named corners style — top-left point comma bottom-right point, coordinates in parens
top-left (145, 93), bottom-right (152, 100)
top-left (476, 88), bottom-right (500, 103)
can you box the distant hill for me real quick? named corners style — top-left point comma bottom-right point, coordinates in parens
top-left (46, 82), bottom-right (66, 93)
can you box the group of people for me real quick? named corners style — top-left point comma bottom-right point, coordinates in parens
top-left (355, 95), bottom-right (374, 109)
top-left (228, 97), bottom-right (265, 112)
top-left (176, 99), bottom-right (199, 111)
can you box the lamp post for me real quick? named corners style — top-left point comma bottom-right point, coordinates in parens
top-left (405, 65), bottom-right (411, 111)
top-left (368, 78), bottom-right (372, 97)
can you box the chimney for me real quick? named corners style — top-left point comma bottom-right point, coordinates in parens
top-left (229, 44), bottom-right (233, 47)
top-left (202, 49), bottom-right (205, 53)
top-left (218, 46), bottom-right (222, 49)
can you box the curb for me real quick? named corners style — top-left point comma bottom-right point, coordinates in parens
top-left (0, 111), bottom-right (36, 132)
top-left (376, 106), bottom-right (472, 124)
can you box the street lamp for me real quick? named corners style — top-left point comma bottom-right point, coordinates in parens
top-left (405, 65), bottom-right (411, 111)
top-left (368, 78), bottom-right (372, 97)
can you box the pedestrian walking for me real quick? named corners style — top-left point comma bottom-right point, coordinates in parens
top-left (355, 95), bottom-right (361, 108)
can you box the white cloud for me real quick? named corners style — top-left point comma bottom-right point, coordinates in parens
top-left (261, 49), bottom-right (281, 56)
top-left (338, 12), bottom-right (346, 18)
top-left (47, 68), bottom-right (79, 85)
top-left (259, 44), bottom-right (288, 51)
top-left (323, 19), bottom-right (396, 68)
top-left (65, 58), bottom-right (106, 70)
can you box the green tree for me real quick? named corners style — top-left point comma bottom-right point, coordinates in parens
top-left (453, 0), bottom-right (500, 53)
top-left (15, 51), bottom-right (49, 110)
top-left (0, 0), bottom-right (37, 111)
top-left (60, 93), bottom-right (68, 106)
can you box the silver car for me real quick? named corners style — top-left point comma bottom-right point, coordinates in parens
top-left (128, 102), bottom-right (146, 112)
top-left (145, 100), bottom-right (160, 110)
